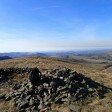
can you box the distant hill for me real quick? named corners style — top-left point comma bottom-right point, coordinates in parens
top-left (44, 49), bottom-right (112, 61)
top-left (0, 49), bottom-right (112, 60)
top-left (0, 52), bottom-right (47, 58)
top-left (0, 56), bottom-right (12, 60)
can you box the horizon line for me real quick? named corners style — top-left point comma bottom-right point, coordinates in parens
top-left (0, 48), bottom-right (112, 53)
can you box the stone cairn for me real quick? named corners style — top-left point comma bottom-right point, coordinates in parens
top-left (0, 67), bottom-right (112, 112)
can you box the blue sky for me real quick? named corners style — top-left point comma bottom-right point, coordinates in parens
top-left (0, 0), bottom-right (112, 52)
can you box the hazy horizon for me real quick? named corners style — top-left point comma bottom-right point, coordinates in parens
top-left (0, 0), bottom-right (112, 52)
top-left (0, 48), bottom-right (112, 54)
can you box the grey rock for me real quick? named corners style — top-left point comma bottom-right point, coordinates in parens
top-left (31, 106), bottom-right (39, 112)
top-left (26, 95), bottom-right (31, 100)
top-left (13, 84), bottom-right (21, 90)
top-left (14, 92), bottom-right (21, 96)
top-left (0, 94), bottom-right (5, 99)
top-left (20, 93), bottom-right (26, 99)
top-left (15, 99), bottom-right (21, 106)
top-left (19, 87), bottom-right (25, 92)
top-left (54, 97), bottom-right (63, 104)
top-left (29, 98), bottom-right (34, 106)
top-left (19, 109), bottom-right (26, 112)
top-left (62, 98), bottom-right (68, 102)
top-left (18, 100), bottom-right (29, 109)
top-left (38, 101), bottom-right (45, 110)
top-left (88, 88), bottom-right (93, 92)
top-left (5, 96), bottom-right (11, 101)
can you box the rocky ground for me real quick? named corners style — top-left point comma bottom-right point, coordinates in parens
top-left (0, 67), bottom-right (112, 112)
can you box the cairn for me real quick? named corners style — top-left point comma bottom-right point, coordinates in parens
top-left (1, 67), bottom-right (112, 112)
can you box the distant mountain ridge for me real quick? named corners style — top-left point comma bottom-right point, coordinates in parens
top-left (0, 52), bottom-right (47, 58)
top-left (0, 49), bottom-right (112, 59)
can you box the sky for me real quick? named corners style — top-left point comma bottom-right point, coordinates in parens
top-left (0, 0), bottom-right (112, 52)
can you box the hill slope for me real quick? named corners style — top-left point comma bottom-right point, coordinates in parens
top-left (0, 56), bottom-right (112, 112)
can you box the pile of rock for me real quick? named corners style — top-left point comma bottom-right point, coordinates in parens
top-left (0, 67), bottom-right (32, 74)
top-left (3, 67), bottom-right (112, 112)
top-left (0, 67), bottom-right (32, 82)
